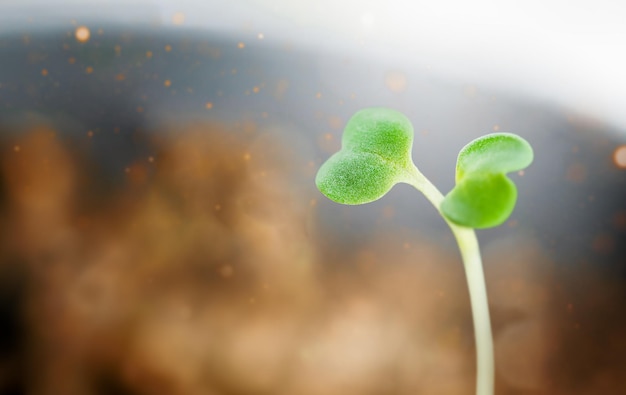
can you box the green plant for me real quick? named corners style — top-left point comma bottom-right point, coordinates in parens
top-left (315, 107), bottom-right (533, 395)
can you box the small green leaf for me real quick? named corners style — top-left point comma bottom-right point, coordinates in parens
top-left (441, 173), bottom-right (516, 227)
top-left (316, 151), bottom-right (401, 205)
top-left (315, 108), bottom-right (414, 205)
top-left (441, 133), bottom-right (533, 228)
top-left (342, 108), bottom-right (414, 168)
top-left (455, 133), bottom-right (534, 181)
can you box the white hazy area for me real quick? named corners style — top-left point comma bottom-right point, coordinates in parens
top-left (3, 0), bottom-right (626, 134)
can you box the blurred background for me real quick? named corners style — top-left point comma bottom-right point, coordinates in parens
top-left (0, 1), bottom-right (625, 394)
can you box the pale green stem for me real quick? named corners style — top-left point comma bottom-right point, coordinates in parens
top-left (403, 164), bottom-right (494, 395)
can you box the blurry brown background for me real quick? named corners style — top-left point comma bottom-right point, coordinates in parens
top-left (0, 21), bottom-right (625, 395)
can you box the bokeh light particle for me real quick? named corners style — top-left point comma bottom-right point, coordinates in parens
top-left (75, 26), bottom-right (90, 43)
top-left (172, 12), bottom-right (185, 25)
top-left (612, 145), bottom-right (626, 168)
top-left (385, 71), bottom-right (408, 93)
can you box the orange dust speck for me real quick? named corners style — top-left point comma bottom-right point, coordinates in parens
top-left (87, 130), bottom-right (94, 138)
top-left (493, 124), bottom-right (501, 131)
top-left (231, 68), bottom-right (237, 75)
top-left (165, 44), bottom-right (172, 52)
top-left (115, 73), bottom-right (126, 81)
top-left (205, 102), bottom-right (213, 109)
top-left (253, 86), bottom-right (260, 93)
top-left (85, 66), bottom-right (94, 74)
top-left (41, 69), bottom-right (48, 76)
top-left (148, 156), bottom-right (154, 163)
top-left (464, 85), bottom-right (477, 98)
top-left (214, 204), bottom-right (222, 211)
top-left (261, 112), bottom-right (268, 118)
top-left (309, 199), bottom-right (317, 207)
top-left (242, 121), bottom-right (256, 134)
top-left (403, 242), bottom-right (411, 249)
top-left (125, 164), bottom-right (147, 185)
top-left (612, 145), bottom-right (626, 168)
top-left (328, 116), bottom-right (343, 130)
top-left (75, 26), bottom-right (90, 43)
top-left (518, 170), bottom-right (525, 176)
top-left (566, 163), bottom-right (587, 183)
top-left (172, 12), bottom-right (185, 25)
top-left (257, 33), bottom-right (264, 39)
top-left (592, 233), bottom-right (615, 254)
top-left (385, 71), bottom-right (408, 93)
top-left (124, 167), bottom-right (130, 173)
top-left (220, 265), bottom-right (234, 278)
top-left (13, 145), bottom-right (20, 152)
top-left (350, 93), bottom-right (356, 99)
top-left (114, 127), bottom-right (120, 134)
top-left (613, 210), bottom-right (626, 230)
top-left (114, 45), bottom-right (121, 55)
top-left (237, 42), bottom-right (245, 49)
top-left (136, 106), bottom-right (144, 113)
top-left (315, 92), bottom-right (322, 99)
top-left (243, 153), bottom-right (251, 161)
top-left (323, 133), bottom-right (333, 141)
top-left (97, 28), bottom-right (104, 35)
top-left (146, 50), bottom-right (153, 58)
top-left (382, 205), bottom-right (395, 219)
top-left (68, 57), bottom-right (76, 64)
top-left (164, 80), bottom-right (171, 87)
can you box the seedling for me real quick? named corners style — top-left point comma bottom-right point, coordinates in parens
top-left (316, 108), bottom-right (533, 395)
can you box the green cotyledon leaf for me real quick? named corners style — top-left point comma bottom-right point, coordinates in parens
top-left (441, 133), bottom-right (534, 228)
top-left (315, 108), bottom-right (414, 205)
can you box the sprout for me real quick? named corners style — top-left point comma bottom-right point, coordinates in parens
top-left (316, 107), bottom-right (534, 395)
